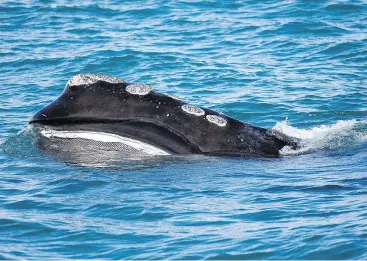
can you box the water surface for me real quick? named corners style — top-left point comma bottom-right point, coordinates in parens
top-left (1, 0), bottom-right (366, 259)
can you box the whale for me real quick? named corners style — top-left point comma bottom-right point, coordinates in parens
top-left (30, 74), bottom-right (299, 158)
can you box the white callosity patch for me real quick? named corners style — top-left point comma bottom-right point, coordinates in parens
top-left (66, 74), bottom-right (124, 87)
top-left (181, 104), bottom-right (205, 116)
top-left (126, 83), bottom-right (152, 96)
top-left (166, 94), bottom-right (180, 100)
top-left (40, 129), bottom-right (170, 156)
top-left (206, 114), bottom-right (227, 127)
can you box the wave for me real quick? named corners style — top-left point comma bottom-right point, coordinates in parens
top-left (273, 119), bottom-right (367, 155)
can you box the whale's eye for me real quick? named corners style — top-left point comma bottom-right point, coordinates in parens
top-left (206, 115), bottom-right (227, 127)
top-left (181, 104), bottom-right (205, 116)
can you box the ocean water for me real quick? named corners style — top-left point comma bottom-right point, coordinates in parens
top-left (1, 0), bottom-right (367, 259)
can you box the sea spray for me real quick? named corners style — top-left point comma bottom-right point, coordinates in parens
top-left (274, 119), bottom-right (367, 155)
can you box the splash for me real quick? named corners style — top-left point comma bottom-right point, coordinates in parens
top-left (0, 127), bottom-right (40, 158)
top-left (273, 119), bottom-right (367, 155)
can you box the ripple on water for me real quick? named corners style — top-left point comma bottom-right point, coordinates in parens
top-left (1, 0), bottom-right (367, 260)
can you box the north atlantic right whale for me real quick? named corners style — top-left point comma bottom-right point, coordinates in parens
top-left (29, 74), bottom-right (299, 158)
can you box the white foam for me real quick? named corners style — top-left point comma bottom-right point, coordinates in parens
top-left (40, 129), bottom-right (170, 156)
top-left (66, 74), bottom-right (124, 87)
top-left (273, 119), bottom-right (367, 155)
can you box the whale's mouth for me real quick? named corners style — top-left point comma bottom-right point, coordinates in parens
top-left (30, 119), bottom-right (201, 156)
top-left (30, 117), bottom-right (128, 125)
top-left (38, 128), bottom-right (171, 156)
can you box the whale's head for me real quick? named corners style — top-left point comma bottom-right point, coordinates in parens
top-left (30, 74), bottom-right (300, 158)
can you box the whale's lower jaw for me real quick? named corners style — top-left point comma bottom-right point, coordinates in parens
top-left (33, 127), bottom-right (174, 167)
top-left (39, 129), bottom-right (171, 157)
top-left (31, 121), bottom-right (200, 156)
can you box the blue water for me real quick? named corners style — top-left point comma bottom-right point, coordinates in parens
top-left (1, 0), bottom-right (367, 259)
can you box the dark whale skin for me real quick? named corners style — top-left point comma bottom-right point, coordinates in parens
top-left (30, 75), bottom-right (299, 157)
